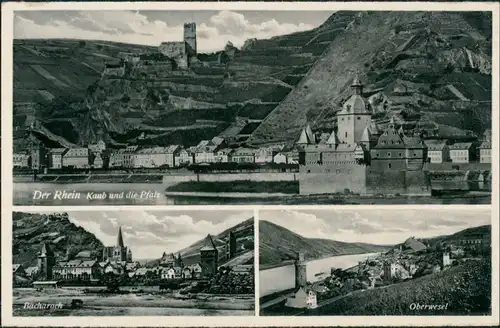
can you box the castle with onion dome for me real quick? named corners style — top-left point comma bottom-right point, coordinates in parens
top-left (297, 75), bottom-right (431, 196)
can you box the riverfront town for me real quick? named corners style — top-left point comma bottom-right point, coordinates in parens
top-left (260, 223), bottom-right (491, 316)
top-left (12, 12), bottom-right (493, 203)
top-left (12, 212), bottom-right (255, 316)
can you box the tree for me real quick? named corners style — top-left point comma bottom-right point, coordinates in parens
top-left (102, 272), bottom-right (120, 292)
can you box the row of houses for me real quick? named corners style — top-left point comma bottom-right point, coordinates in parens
top-left (425, 130), bottom-right (492, 164)
top-left (14, 129), bottom-right (491, 170)
top-left (13, 140), bottom-right (107, 170)
top-left (13, 137), bottom-right (299, 170)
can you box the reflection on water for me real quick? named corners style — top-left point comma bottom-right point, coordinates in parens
top-left (13, 305), bottom-right (253, 316)
top-left (260, 253), bottom-right (379, 297)
top-left (431, 180), bottom-right (492, 192)
top-left (13, 182), bottom-right (491, 205)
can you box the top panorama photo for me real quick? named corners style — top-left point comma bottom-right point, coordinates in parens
top-left (12, 10), bottom-right (493, 205)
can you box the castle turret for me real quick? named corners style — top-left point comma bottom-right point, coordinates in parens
top-left (184, 22), bottom-right (197, 54)
top-left (295, 252), bottom-right (307, 288)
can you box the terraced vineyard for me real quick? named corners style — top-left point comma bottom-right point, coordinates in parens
top-left (14, 12), bottom-right (491, 150)
top-left (13, 12), bottom-right (357, 150)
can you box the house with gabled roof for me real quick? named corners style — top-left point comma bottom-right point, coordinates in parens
top-left (450, 142), bottom-right (473, 163)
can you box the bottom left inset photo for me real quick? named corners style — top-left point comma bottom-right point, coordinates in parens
top-left (11, 209), bottom-right (255, 316)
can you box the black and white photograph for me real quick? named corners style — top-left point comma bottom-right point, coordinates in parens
top-left (12, 210), bottom-right (255, 316)
top-left (259, 208), bottom-right (492, 316)
top-left (11, 9), bottom-right (493, 205)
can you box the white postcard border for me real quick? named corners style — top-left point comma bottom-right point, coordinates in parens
top-left (2, 1), bottom-right (500, 326)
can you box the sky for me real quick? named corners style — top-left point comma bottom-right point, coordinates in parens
top-left (260, 208), bottom-right (491, 245)
top-left (14, 10), bottom-right (333, 52)
top-left (59, 210), bottom-right (253, 259)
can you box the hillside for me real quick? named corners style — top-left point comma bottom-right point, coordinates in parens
top-left (316, 258), bottom-right (491, 315)
top-left (249, 11), bottom-right (492, 145)
top-left (12, 212), bottom-right (104, 268)
top-left (13, 13), bottom-right (357, 150)
top-left (14, 12), bottom-right (491, 150)
top-left (259, 220), bottom-right (391, 267)
top-left (422, 224), bottom-right (491, 246)
top-left (148, 217), bottom-right (254, 268)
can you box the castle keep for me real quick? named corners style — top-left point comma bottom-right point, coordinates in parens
top-left (158, 22), bottom-right (197, 69)
top-left (298, 76), bottom-right (431, 196)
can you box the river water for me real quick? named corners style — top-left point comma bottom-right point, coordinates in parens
top-left (259, 253), bottom-right (379, 297)
top-left (13, 182), bottom-right (491, 205)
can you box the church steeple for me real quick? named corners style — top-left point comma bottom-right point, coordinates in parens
top-left (117, 226), bottom-right (124, 247)
top-left (351, 74), bottom-right (363, 95)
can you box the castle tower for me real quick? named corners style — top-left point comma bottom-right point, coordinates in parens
top-left (443, 252), bottom-right (451, 267)
top-left (295, 252), bottom-right (307, 288)
top-left (383, 262), bottom-right (395, 281)
top-left (184, 22), bottom-right (197, 54)
top-left (226, 231), bottom-right (237, 260)
top-left (37, 243), bottom-right (56, 280)
top-left (200, 234), bottom-right (218, 276)
top-left (337, 75), bottom-right (372, 145)
top-left (175, 253), bottom-right (183, 267)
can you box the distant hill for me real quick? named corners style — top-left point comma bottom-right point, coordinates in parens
top-left (249, 11), bottom-right (492, 145)
top-left (422, 224), bottom-right (491, 246)
top-left (259, 220), bottom-right (391, 267)
top-left (146, 217), bottom-right (254, 268)
top-left (12, 212), bottom-right (104, 268)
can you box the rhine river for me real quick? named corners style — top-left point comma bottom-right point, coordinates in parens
top-left (259, 252), bottom-right (380, 297)
top-left (13, 182), bottom-right (491, 205)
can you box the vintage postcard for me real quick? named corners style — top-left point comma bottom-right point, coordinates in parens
top-left (259, 207), bottom-right (492, 316)
top-left (4, 3), bottom-right (496, 206)
top-left (11, 209), bottom-right (255, 317)
top-left (1, 0), bottom-right (499, 327)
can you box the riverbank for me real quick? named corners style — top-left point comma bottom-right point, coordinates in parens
top-left (167, 192), bottom-right (491, 205)
top-left (13, 288), bottom-right (254, 316)
top-left (260, 251), bottom-right (384, 271)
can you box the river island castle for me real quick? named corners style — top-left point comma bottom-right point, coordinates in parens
top-left (297, 75), bottom-right (430, 196)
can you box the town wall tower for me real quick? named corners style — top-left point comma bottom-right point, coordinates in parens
top-left (295, 252), bottom-right (307, 288)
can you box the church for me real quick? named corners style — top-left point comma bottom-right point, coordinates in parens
top-left (297, 75), bottom-right (430, 196)
top-left (102, 227), bottom-right (133, 263)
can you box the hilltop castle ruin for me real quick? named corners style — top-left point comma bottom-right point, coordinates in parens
top-left (158, 22), bottom-right (198, 69)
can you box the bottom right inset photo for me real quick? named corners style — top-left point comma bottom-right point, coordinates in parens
top-left (258, 207), bottom-right (492, 316)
